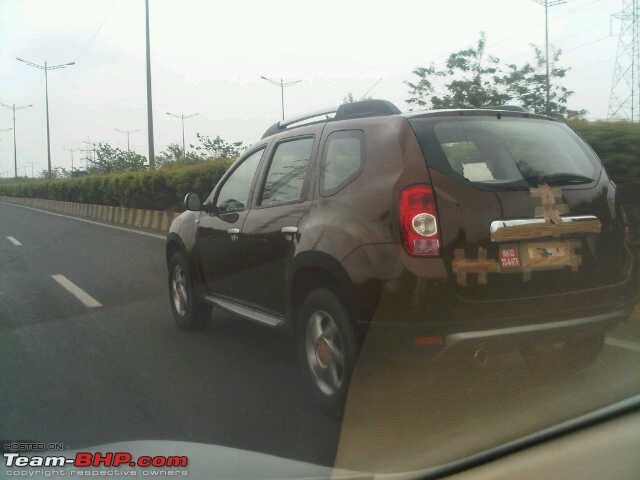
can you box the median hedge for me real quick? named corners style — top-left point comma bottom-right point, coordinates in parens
top-left (0, 159), bottom-right (232, 210)
top-left (568, 119), bottom-right (640, 197)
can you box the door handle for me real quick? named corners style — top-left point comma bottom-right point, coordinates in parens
top-left (227, 228), bottom-right (240, 242)
top-left (281, 226), bottom-right (298, 241)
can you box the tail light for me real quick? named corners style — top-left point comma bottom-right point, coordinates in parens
top-left (399, 184), bottom-right (440, 256)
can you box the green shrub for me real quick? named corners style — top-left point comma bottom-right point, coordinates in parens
top-left (0, 158), bottom-right (233, 210)
top-left (568, 119), bottom-right (640, 197)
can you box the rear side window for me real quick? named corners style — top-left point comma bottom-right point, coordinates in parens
top-left (259, 137), bottom-right (314, 207)
top-left (409, 116), bottom-right (601, 189)
top-left (321, 130), bottom-right (364, 195)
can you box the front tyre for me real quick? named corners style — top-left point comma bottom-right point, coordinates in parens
top-left (297, 289), bottom-right (359, 416)
top-left (168, 252), bottom-right (210, 330)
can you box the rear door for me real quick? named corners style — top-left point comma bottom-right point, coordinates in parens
top-left (408, 113), bottom-right (627, 304)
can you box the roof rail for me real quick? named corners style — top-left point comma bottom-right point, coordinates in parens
top-left (261, 107), bottom-right (336, 139)
top-left (261, 99), bottom-right (400, 139)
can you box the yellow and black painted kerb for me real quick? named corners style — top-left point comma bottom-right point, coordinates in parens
top-left (0, 195), bottom-right (179, 234)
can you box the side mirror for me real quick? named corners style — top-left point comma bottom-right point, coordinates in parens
top-left (184, 192), bottom-right (201, 211)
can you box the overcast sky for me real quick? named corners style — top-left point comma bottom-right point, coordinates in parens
top-left (0, 0), bottom-right (625, 177)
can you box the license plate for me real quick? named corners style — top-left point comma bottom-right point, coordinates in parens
top-left (499, 245), bottom-right (521, 269)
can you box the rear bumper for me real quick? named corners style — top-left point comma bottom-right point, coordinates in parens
top-left (359, 247), bottom-right (638, 353)
top-left (444, 309), bottom-right (625, 349)
top-left (362, 306), bottom-right (631, 356)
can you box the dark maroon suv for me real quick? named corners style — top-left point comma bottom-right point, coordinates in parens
top-left (166, 99), bottom-right (639, 412)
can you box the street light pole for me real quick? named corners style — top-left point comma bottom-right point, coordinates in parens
top-left (16, 57), bottom-right (75, 176)
top-left (115, 128), bottom-right (141, 153)
top-left (534, 0), bottom-right (567, 115)
top-left (145, 0), bottom-right (156, 168)
top-left (166, 112), bottom-right (198, 158)
top-left (280, 79), bottom-right (284, 121)
top-left (65, 148), bottom-right (77, 172)
top-left (0, 102), bottom-right (32, 178)
top-left (260, 76), bottom-right (303, 120)
top-left (0, 127), bottom-right (13, 176)
top-left (44, 61), bottom-right (51, 174)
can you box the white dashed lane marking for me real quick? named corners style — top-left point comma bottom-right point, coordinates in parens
top-left (51, 274), bottom-right (103, 308)
top-left (605, 337), bottom-right (640, 353)
top-left (6, 236), bottom-right (22, 246)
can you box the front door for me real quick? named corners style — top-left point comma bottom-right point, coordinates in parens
top-left (197, 147), bottom-right (266, 299)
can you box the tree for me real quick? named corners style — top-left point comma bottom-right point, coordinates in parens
top-left (343, 92), bottom-right (356, 103)
top-left (87, 142), bottom-right (147, 174)
top-left (406, 33), bottom-right (582, 117)
top-left (156, 143), bottom-right (185, 165)
top-left (192, 133), bottom-right (245, 160)
top-left (40, 167), bottom-right (70, 179)
top-left (503, 46), bottom-right (585, 118)
top-left (407, 33), bottom-right (509, 110)
top-left (156, 135), bottom-right (245, 167)
top-left (342, 92), bottom-right (373, 104)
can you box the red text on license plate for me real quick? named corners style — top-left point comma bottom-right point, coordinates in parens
top-left (499, 246), bottom-right (521, 269)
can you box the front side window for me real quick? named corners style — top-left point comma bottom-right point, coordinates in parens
top-left (321, 130), bottom-right (363, 194)
top-left (215, 148), bottom-right (264, 213)
top-left (259, 137), bottom-right (314, 207)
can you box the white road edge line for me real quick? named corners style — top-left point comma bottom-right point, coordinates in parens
top-left (605, 337), bottom-right (640, 353)
top-left (51, 274), bottom-right (103, 308)
top-left (6, 236), bottom-right (22, 246)
top-left (0, 201), bottom-right (165, 240)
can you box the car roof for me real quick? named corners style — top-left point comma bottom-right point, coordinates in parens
top-left (259, 100), bottom-right (559, 142)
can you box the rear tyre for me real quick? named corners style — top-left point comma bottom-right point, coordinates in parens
top-left (520, 332), bottom-right (604, 373)
top-left (168, 251), bottom-right (210, 330)
top-left (296, 289), bottom-right (359, 417)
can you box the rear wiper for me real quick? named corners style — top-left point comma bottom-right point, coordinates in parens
top-left (522, 173), bottom-right (594, 186)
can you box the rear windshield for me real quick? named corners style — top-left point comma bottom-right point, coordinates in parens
top-left (409, 115), bottom-right (601, 189)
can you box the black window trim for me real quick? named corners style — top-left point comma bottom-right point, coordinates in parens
top-left (207, 144), bottom-right (268, 213)
top-left (319, 129), bottom-right (365, 197)
top-left (254, 134), bottom-right (316, 210)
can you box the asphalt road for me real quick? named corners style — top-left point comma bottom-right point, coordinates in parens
top-left (0, 201), bottom-right (339, 466)
top-left (1, 200), bottom-right (639, 475)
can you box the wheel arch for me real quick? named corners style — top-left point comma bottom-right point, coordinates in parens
top-left (166, 233), bottom-right (187, 263)
top-left (166, 233), bottom-right (206, 290)
top-left (288, 251), bottom-right (378, 337)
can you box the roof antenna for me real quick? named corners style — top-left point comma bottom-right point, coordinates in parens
top-left (360, 78), bottom-right (382, 100)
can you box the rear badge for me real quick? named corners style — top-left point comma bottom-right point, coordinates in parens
top-left (499, 246), bottom-right (521, 269)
